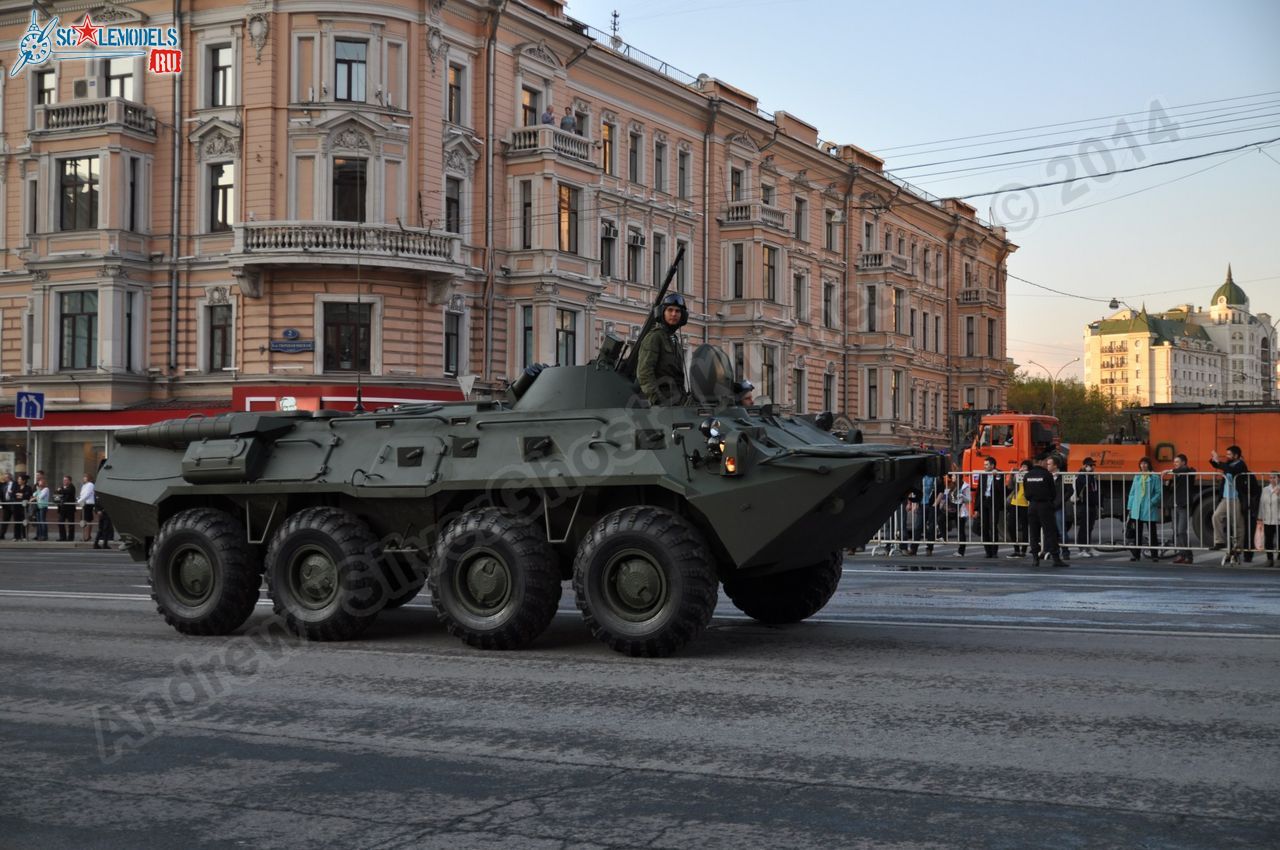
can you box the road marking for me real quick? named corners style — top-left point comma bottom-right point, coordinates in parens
top-left (841, 567), bottom-right (1274, 584)
top-left (727, 613), bottom-right (1280, 639)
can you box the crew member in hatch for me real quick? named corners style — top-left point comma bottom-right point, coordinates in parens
top-left (636, 292), bottom-right (688, 406)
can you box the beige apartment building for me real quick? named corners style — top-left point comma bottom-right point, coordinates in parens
top-left (0, 0), bottom-right (1013, 477)
top-left (1083, 268), bottom-right (1277, 405)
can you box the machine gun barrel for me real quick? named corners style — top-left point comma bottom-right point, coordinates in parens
top-left (619, 245), bottom-right (685, 379)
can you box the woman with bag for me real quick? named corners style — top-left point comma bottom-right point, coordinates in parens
top-left (1127, 457), bottom-right (1163, 561)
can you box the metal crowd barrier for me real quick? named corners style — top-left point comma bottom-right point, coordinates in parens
top-left (866, 470), bottom-right (1280, 563)
top-left (0, 499), bottom-right (106, 543)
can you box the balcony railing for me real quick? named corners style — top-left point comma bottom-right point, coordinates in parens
top-left (957, 287), bottom-right (1003, 307)
top-left (505, 125), bottom-right (594, 164)
top-left (721, 201), bottom-right (789, 232)
top-left (858, 252), bottom-right (911, 273)
top-left (35, 98), bottom-right (157, 135)
top-left (233, 221), bottom-right (461, 265)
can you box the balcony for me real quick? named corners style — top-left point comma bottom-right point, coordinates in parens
top-left (958, 288), bottom-right (1003, 307)
top-left (230, 221), bottom-right (463, 275)
top-left (858, 252), bottom-right (911, 273)
top-left (504, 126), bottom-right (594, 165)
top-left (720, 201), bottom-right (789, 232)
top-left (34, 98), bottom-right (156, 137)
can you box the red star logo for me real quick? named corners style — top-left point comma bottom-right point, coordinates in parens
top-left (71, 13), bottom-right (101, 47)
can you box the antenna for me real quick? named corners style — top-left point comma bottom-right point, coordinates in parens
top-left (353, 166), bottom-right (366, 414)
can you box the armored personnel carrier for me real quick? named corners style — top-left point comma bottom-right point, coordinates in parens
top-left (98, 258), bottom-right (940, 657)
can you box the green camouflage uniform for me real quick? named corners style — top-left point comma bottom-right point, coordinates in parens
top-left (636, 326), bottom-right (686, 405)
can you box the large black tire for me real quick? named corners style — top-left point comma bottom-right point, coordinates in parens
top-left (722, 552), bottom-right (842, 625)
top-left (430, 508), bottom-right (562, 649)
top-left (265, 507), bottom-right (383, 641)
top-left (149, 508), bottom-right (262, 636)
top-left (573, 506), bottom-right (717, 657)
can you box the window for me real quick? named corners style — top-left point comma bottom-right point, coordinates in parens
top-left (447, 63), bottom-right (465, 125)
top-left (762, 346), bottom-right (776, 402)
top-left (793, 274), bottom-right (807, 323)
top-left (910, 308), bottom-right (917, 345)
top-left (209, 163), bottom-right (235, 232)
top-left (733, 343), bottom-right (745, 381)
top-left (105, 57), bottom-right (134, 99)
top-left (445, 177), bottom-right (462, 233)
top-left (763, 246), bottom-right (778, 301)
top-left (520, 180), bottom-right (533, 249)
top-left (59, 157), bottom-right (99, 231)
top-left (732, 243), bottom-right (744, 298)
top-left (966, 387), bottom-right (976, 407)
top-left (897, 235), bottom-right (905, 255)
top-left (934, 316), bottom-right (942, 353)
top-left (35, 69), bottom-right (55, 105)
top-left (964, 261), bottom-right (972, 288)
top-left (793, 369), bottom-right (806, 413)
top-left (865, 285), bottom-right (877, 332)
top-left (628, 131), bottom-right (642, 183)
top-left (965, 316), bottom-right (976, 356)
top-left (891, 370), bottom-right (902, 418)
top-left (59, 291), bottom-right (98, 370)
top-left (863, 219), bottom-right (874, 250)
top-left (762, 184), bottom-right (775, 206)
top-left (126, 156), bottom-right (141, 232)
top-left (521, 305), bottom-right (534, 368)
top-left (444, 312), bottom-right (461, 375)
top-left (884, 230), bottom-right (891, 251)
top-left (124, 291), bottom-right (138, 372)
top-left (652, 233), bottom-right (665, 286)
top-left (987, 317), bottom-right (996, 356)
top-left (332, 158), bottom-right (366, 222)
top-left (601, 121), bottom-right (615, 174)
top-left (823, 373), bottom-right (834, 412)
top-left (730, 167), bottom-right (744, 201)
top-left (923, 251), bottom-right (931, 283)
top-left (334, 40), bottom-right (366, 102)
top-left (209, 45), bottom-right (232, 107)
top-left (557, 184), bottom-right (579, 254)
top-left (824, 210), bottom-right (837, 251)
top-left (626, 230), bottom-right (643, 282)
top-left (653, 141), bottom-right (667, 192)
top-left (208, 303), bottom-right (232, 372)
top-left (866, 368), bottom-right (878, 419)
top-left (823, 281), bottom-right (835, 328)
top-left (676, 239), bottom-right (689, 292)
top-left (521, 87), bottom-right (540, 126)
top-left (922, 312), bottom-right (929, 351)
top-left (892, 287), bottom-right (903, 333)
top-left (600, 221), bottom-right (615, 278)
top-left (794, 197), bottom-right (807, 239)
top-left (555, 308), bottom-right (577, 366)
top-left (677, 150), bottom-right (690, 199)
top-left (987, 388), bottom-right (997, 409)
top-left (323, 302), bottom-right (371, 372)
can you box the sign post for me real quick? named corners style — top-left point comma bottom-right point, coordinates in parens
top-left (16, 391), bottom-right (45, 475)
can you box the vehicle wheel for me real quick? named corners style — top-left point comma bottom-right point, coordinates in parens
top-left (1190, 498), bottom-right (1215, 548)
top-left (430, 508), bottom-right (562, 649)
top-left (573, 506), bottom-right (717, 657)
top-left (149, 508), bottom-right (262, 636)
top-left (722, 552), bottom-right (843, 625)
top-left (381, 552), bottom-right (427, 610)
top-left (265, 507), bottom-right (383, 641)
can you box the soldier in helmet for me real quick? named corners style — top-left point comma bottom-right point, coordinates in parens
top-left (637, 292), bottom-right (689, 405)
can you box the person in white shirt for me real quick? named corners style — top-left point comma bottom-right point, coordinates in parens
top-left (78, 475), bottom-right (96, 542)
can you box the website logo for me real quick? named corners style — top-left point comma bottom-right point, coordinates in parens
top-left (9, 10), bottom-right (182, 78)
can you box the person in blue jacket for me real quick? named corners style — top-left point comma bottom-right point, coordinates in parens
top-left (1127, 456), bottom-right (1163, 561)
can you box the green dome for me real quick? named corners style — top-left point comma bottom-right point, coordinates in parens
top-left (1211, 264), bottom-right (1248, 306)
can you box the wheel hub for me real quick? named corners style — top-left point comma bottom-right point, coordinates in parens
top-left (294, 550), bottom-right (339, 609)
top-left (605, 551), bottom-right (667, 620)
top-left (459, 554), bottom-right (512, 613)
top-left (172, 548), bottom-right (214, 605)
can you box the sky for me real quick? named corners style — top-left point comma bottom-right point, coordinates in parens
top-left (566, 0), bottom-right (1280, 380)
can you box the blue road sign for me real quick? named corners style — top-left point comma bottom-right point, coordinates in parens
top-left (16, 391), bottom-right (45, 420)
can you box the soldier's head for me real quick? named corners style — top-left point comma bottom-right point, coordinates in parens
top-left (657, 292), bottom-right (688, 329)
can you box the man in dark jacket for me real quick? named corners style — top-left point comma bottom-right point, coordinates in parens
top-left (1071, 457), bottom-right (1101, 557)
top-left (11, 473), bottom-right (32, 541)
top-left (1209, 445), bottom-right (1249, 555)
top-left (972, 456), bottom-right (1005, 558)
top-left (636, 292), bottom-right (689, 406)
top-left (1024, 456), bottom-right (1066, 567)
top-left (0, 473), bottom-right (13, 540)
top-left (56, 475), bottom-right (77, 542)
top-left (1164, 453), bottom-right (1198, 563)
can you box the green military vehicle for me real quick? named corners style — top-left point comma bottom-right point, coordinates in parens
top-left (98, 256), bottom-right (939, 657)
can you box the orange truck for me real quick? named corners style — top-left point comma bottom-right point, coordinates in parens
top-left (953, 404), bottom-right (1280, 529)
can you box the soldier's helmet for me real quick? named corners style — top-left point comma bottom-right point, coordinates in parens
top-left (656, 292), bottom-right (689, 329)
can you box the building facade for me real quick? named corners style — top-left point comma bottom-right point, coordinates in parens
top-left (1084, 267), bottom-right (1277, 405)
top-left (0, 0), bottom-right (1013, 479)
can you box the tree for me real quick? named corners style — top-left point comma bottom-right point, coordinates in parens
top-left (1006, 373), bottom-right (1131, 443)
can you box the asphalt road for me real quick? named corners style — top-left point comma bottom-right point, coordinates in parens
top-left (1, 548), bottom-right (1277, 849)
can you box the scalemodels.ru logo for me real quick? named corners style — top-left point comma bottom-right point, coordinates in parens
top-left (9, 10), bottom-right (183, 78)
